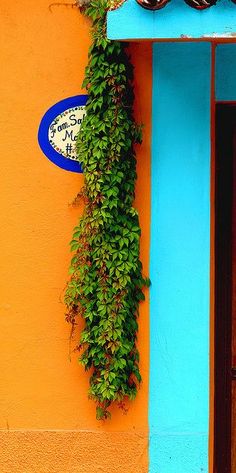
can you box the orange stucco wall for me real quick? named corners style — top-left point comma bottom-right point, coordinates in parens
top-left (0, 1), bottom-right (152, 471)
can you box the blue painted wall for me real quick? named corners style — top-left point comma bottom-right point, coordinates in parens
top-left (107, 0), bottom-right (236, 40)
top-left (149, 42), bottom-right (211, 473)
top-left (216, 44), bottom-right (236, 101)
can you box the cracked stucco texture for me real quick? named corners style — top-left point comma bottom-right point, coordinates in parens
top-left (0, 431), bottom-right (148, 473)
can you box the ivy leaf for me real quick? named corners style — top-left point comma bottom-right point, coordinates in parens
top-left (64, 0), bottom-right (150, 421)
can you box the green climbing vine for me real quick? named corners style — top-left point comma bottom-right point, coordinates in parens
top-left (65, 0), bottom-right (149, 420)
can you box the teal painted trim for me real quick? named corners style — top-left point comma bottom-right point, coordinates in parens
top-left (149, 43), bottom-right (211, 473)
top-left (216, 44), bottom-right (236, 101)
top-left (107, 0), bottom-right (236, 40)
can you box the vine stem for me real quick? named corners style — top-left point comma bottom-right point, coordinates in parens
top-left (64, 0), bottom-right (149, 420)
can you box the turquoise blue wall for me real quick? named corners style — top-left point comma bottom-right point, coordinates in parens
top-left (149, 42), bottom-right (211, 473)
top-left (107, 0), bottom-right (236, 40)
top-left (108, 5), bottom-right (236, 470)
top-left (216, 44), bottom-right (236, 101)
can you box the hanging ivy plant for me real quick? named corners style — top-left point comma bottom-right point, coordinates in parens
top-left (65, 0), bottom-right (149, 420)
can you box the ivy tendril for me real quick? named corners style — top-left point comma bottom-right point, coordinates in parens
top-left (65, 0), bottom-right (150, 420)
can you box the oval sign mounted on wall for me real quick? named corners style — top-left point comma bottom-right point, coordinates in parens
top-left (38, 95), bottom-right (88, 173)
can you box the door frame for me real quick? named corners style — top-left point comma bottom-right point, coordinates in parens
top-left (214, 103), bottom-right (235, 473)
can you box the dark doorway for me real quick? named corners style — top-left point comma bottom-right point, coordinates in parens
top-left (214, 104), bottom-right (236, 473)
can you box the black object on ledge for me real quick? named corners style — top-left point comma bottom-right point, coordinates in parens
top-left (136, 0), bottom-right (233, 10)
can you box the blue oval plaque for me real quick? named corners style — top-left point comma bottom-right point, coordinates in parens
top-left (38, 95), bottom-right (88, 173)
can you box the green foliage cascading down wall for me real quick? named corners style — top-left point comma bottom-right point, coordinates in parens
top-left (65, 0), bottom-right (149, 420)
